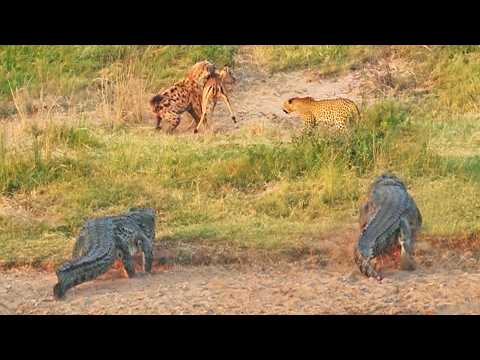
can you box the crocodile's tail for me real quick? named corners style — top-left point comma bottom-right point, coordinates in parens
top-left (54, 221), bottom-right (116, 299)
top-left (354, 247), bottom-right (382, 280)
top-left (54, 244), bottom-right (115, 299)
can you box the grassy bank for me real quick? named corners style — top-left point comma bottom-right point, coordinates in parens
top-left (1, 45), bottom-right (480, 268)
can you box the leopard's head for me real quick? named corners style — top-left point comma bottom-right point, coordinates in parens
top-left (186, 60), bottom-right (216, 82)
top-left (282, 96), bottom-right (315, 114)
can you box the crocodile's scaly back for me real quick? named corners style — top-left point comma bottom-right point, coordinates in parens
top-left (355, 173), bottom-right (421, 279)
top-left (357, 181), bottom-right (410, 258)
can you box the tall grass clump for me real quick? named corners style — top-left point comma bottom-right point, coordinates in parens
top-left (0, 45), bottom-right (239, 116)
top-left (289, 100), bottom-right (412, 174)
top-left (0, 119), bottom-right (100, 195)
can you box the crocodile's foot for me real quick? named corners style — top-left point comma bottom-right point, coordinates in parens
top-left (354, 250), bottom-right (383, 281)
top-left (53, 283), bottom-right (66, 300)
top-left (399, 253), bottom-right (416, 271)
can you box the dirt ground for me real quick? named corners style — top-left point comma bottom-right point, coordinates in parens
top-left (2, 46), bottom-right (480, 315)
top-left (2, 259), bottom-right (480, 315)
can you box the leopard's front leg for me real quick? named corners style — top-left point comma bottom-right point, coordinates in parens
top-left (300, 112), bottom-right (317, 136)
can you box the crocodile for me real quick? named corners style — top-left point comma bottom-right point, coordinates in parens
top-left (53, 208), bottom-right (155, 299)
top-left (354, 173), bottom-right (422, 280)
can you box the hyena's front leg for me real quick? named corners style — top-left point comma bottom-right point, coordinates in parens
top-left (187, 94), bottom-right (203, 131)
top-left (187, 104), bottom-right (201, 131)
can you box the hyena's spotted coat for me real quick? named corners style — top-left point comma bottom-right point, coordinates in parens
top-left (149, 61), bottom-right (214, 133)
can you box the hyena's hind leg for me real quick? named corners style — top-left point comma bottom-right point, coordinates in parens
top-left (164, 112), bottom-right (181, 134)
top-left (398, 217), bottom-right (416, 271)
top-left (155, 115), bottom-right (163, 130)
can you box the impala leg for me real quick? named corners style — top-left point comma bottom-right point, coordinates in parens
top-left (219, 92), bottom-right (236, 123)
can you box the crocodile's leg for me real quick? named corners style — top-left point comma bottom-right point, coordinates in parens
top-left (116, 248), bottom-right (136, 278)
top-left (399, 217), bottom-right (416, 271)
top-left (135, 232), bottom-right (153, 273)
top-left (359, 202), bottom-right (371, 230)
top-left (354, 248), bottom-right (382, 281)
top-left (72, 232), bottom-right (87, 258)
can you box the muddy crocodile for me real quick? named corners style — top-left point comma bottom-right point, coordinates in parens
top-left (53, 208), bottom-right (155, 299)
top-left (354, 173), bottom-right (422, 280)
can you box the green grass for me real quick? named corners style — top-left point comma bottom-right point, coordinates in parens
top-left (1, 99), bottom-right (479, 267)
top-left (1, 45), bottom-right (480, 268)
top-left (251, 45), bottom-right (387, 74)
top-left (0, 45), bottom-right (239, 103)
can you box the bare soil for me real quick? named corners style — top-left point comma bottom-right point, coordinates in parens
top-left (2, 46), bottom-right (480, 315)
top-left (2, 258), bottom-right (480, 314)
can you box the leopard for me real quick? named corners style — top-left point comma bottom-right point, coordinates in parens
top-left (193, 65), bottom-right (237, 134)
top-left (149, 60), bottom-right (215, 133)
top-left (282, 96), bottom-right (361, 133)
